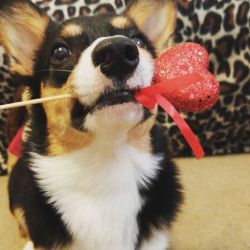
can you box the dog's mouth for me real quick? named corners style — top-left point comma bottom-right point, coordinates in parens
top-left (94, 89), bottom-right (137, 109)
top-left (71, 88), bottom-right (139, 130)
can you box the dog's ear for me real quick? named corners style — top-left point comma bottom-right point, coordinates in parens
top-left (126, 0), bottom-right (176, 54)
top-left (0, 0), bottom-right (50, 76)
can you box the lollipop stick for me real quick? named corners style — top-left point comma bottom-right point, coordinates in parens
top-left (0, 94), bottom-right (71, 110)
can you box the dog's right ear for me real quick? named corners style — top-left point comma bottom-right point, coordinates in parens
top-left (126, 0), bottom-right (176, 54)
top-left (0, 0), bottom-right (50, 76)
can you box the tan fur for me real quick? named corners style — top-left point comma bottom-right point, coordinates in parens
top-left (22, 88), bottom-right (33, 141)
top-left (13, 208), bottom-right (29, 238)
top-left (111, 16), bottom-right (132, 29)
top-left (7, 87), bottom-right (32, 172)
top-left (41, 78), bottom-right (155, 155)
top-left (22, 88), bottom-right (32, 102)
top-left (127, 0), bottom-right (176, 54)
top-left (41, 82), bottom-right (93, 156)
top-left (0, 2), bottom-right (49, 75)
top-left (7, 153), bottom-right (18, 173)
top-left (156, 1), bottom-right (176, 51)
top-left (128, 113), bottom-right (156, 153)
top-left (61, 24), bottom-right (83, 38)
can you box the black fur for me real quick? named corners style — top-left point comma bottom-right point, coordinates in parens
top-left (136, 125), bottom-right (183, 248)
top-left (9, 158), bottom-right (71, 248)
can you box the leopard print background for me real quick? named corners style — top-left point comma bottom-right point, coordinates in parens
top-left (0, 47), bottom-right (19, 175)
top-left (0, 0), bottom-right (249, 174)
top-left (35, 0), bottom-right (129, 21)
top-left (164, 0), bottom-right (250, 156)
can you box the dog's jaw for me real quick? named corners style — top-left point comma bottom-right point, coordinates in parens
top-left (84, 102), bottom-right (144, 138)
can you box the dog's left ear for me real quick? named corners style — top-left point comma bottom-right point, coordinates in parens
top-left (0, 0), bottom-right (50, 76)
top-left (126, 0), bottom-right (176, 54)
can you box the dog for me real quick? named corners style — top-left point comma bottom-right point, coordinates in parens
top-left (0, 0), bottom-right (183, 249)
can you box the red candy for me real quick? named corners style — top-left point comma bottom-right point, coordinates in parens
top-left (135, 42), bottom-right (220, 112)
top-left (153, 42), bottom-right (219, 112)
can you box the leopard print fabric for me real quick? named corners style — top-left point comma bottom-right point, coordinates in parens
top-left (0, 0), bottom-right (249, 174)
top-left (0, 47), bottom-right (19, 175)
top-left (35, 0), bottom-right (128, 21)
top-left (162, 0), bottom-right (250, 156)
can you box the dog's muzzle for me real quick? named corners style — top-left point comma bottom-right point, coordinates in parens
top-left (92, 37), bottom-right (139, 81)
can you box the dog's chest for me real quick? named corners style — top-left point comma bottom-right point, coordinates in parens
top-left (31, 145), bottom-right (161, 250)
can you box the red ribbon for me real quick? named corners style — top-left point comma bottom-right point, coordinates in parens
top-left (8, 127), bottom-right (24, 158)
top-left (155, 95), bottom-right (204, 159)
top-left (135, 73), bottom-right (205, 159)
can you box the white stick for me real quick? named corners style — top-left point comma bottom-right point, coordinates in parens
top-left (0, 94), bottom-right (71, 110)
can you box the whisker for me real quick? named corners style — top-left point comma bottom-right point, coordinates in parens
top-left (36, 69), bottom-right (73, 73)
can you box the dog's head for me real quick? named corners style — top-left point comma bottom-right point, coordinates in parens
top-left (0, 0), bottom-right (176, 155)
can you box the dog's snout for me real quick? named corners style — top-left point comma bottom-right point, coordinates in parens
top-left (92, 37), bottom-right (139, 80)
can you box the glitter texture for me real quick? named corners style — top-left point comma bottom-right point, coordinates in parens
top-left (153, 42), bottom-right (220, 112)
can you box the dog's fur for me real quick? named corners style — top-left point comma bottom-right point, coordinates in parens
top-left (0, 0), bottom-right (182, 249)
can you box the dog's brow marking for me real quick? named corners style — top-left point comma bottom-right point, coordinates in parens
top-left (111, 16), bottom-right (131, 29)
top-left (61, 24), bottom-right (83, 38)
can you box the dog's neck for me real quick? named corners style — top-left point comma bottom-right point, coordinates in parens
top-left (30, 115), bottom-right (162, 250)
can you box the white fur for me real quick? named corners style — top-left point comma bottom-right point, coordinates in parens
top-left (23, 241), bottom-right (34, 250)
top-left (140, 230), bottom-right (169, 250)
top-left (127, 48), bottom-right (154, 89)
top-left (72, 36), bottom-right (154, 106)
top-left (73, 37), bottom-right (113, 106)
top-left (31, 125), bottom-right (162, 250)
top-left (84, 102), bottom-right (144, 136)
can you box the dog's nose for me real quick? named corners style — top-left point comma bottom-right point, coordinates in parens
top-left (92, 37), bottom-right (139, 80)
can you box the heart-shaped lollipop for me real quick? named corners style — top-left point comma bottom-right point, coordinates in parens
top-left (153, 42), bottom-right (219, 112)
top-left (135, 42), bottom-right (219, 112)
top-left (135, 42), bottom-right (220, 159)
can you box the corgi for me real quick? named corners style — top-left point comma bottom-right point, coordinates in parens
top-left (0, 0), bottom-right (182, 249)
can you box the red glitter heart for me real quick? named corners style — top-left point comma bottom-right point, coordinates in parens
top-left (153, 42), bottom-right (220, 112)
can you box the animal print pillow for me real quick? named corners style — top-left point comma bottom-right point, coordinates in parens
top-left (0, 0), bottom-right (249, 174)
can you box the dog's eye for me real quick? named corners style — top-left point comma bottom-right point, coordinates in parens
top-left (52, 46), bottom-right (70, 62)
top-left (131, 37), bottom-right (146, 49)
